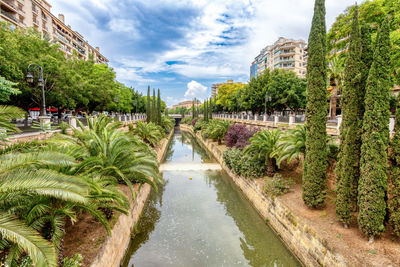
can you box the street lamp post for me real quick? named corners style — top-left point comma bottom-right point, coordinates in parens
top-left (26, 64), bottom-right (46, 116)
top-left (114, 94), bottom-right (120, 114)
top-left (265, 92), bottom-right (272, 115)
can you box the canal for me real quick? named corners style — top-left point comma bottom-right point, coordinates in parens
top-left (122, 131), bottom-right (301, 266)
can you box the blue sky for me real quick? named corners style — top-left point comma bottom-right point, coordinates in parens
top-left (50, 0), bottom-right (358, 106)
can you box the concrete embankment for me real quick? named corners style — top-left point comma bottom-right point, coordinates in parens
top-left (90, 129), bottom-right (174, 267)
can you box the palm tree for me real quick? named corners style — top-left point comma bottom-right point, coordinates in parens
top-left (160, 115), bottom-right (174, 133)
top-left (0, 151), bottom-right (89, 267)
top-left (244, 129), bottom-right (281, 177)
top-left (131, 121), bottom-right (164, 147)
top-left (206, 120), bottom-right (232, 145)
top-left (273, 124), bottom-right (339, 167)
top-left (273, 125), bottom-right (306, 167)
top-left (328, 56), bottom-right (345, 119)
top-left (52, 115), bottom-right (160, 192)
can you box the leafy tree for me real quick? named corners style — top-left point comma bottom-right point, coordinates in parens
top-left (267, 70), bottom-right (307, 112)
top-left (335, 5), bottom-right (363, 227)
top-left (216, 83), bottom-right (245, 112)
top-left (302, 0), bottom-right (328, 208)
top-left (327, 0), bottom-right (400, 85)
top-left (0, 76), bottom-right (20, 102)
top-left (240, 70), bottom-right (271, 114)
top-left (358, 18), bottom-right (392, 240)
top-left (131, 89), bottom-right (145, 113)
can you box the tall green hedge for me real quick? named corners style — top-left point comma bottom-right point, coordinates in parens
top-left (358, 18), bottom-right (391, 239)
top-left (146, 86), bottom-right (151, 123)
top-left (302, 0), bottom-right (328, 208)
top-left (335, 5), bottom-right (363, 225)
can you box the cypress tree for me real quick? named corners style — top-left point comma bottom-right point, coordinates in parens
top-left (209, 98), bottom-right (213, 119)
top-left (389, 98), bottom-right (400, 237)
top-left (302, 0), bottom-right (328, 208)
top-left (360, 22), bottom-right (373, 115)
top-left (146, 86), bottom-right (151, 123)
top-left (204, 100), bottom-right (208, 122)
top-left (192, 99), bottom-right (195, 119)
top-left (335, 5), bottom-right (363, 226)
top-left (358, 18), bottom-right (391, 240)
top-left (152, 88), bottom-right (156, 123)
top-left (157, 89), bottom-right (161, 125)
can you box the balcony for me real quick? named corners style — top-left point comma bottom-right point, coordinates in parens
top-left (0, 0), bottom-right (18, 13)
top-left (0, 8), bottom-right (18, 24)
top-left (57, 33), bottom-right (68, 44)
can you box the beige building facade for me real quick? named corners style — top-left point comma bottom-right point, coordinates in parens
top-left (172, 100), bottom-right (201, 109)
top-left (0, 0), bottom-right (108, 64)
top-left (251, 37), bottom-right (307, 79)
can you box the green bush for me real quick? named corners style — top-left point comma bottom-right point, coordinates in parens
top-left (161, 115), bottom-right (174, 133)
top-left (62, 253), bottom-right (83, 267)
top-left (201, 120), bottom-right (231, 144)
top-left (265, 173), bottom-right (292, 197)
top-left (223, 148), bottom-right (266, 178)
top-left (193, 118), bottom-right (206, 132)
top-left (181, 117), bottom-right (193, 125)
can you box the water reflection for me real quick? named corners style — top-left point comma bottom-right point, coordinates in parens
top-left (122, 133), bottom-right (300, 267)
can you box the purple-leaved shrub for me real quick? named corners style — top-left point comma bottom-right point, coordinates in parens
top-left (225, 123), bottom-right (260, 149)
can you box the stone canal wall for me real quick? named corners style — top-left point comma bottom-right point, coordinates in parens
top-left (90, 129), bottom-right (174, 267)
top-left (180, 124), bottom-right (348, 267)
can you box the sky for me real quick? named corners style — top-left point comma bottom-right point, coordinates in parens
top-left (50, 0), bottom-right (359, 107)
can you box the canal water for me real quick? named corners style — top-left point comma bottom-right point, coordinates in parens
top-left (122, 131), bottom-right (301, 267)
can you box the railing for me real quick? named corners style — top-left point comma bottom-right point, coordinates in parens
top-left (0, 8), bottom-right (18, 23)
top-left (2, 0), bottom-right (18, 11)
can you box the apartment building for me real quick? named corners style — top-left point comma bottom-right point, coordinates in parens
top-left (172, 100), bottom-right (201, 109)
top-left (250, 37), bottom-right (307, 79)
top-left (0, 0), bottom-right (108, 64)
top-left (211, 79), bottom-right (243, 97)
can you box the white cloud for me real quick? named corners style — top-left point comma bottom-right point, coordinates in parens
top-left (108, 18), bottom-right (141, 38)
top-left (184, 81), bottom-right (208, 98)
top-left (50, 0), bottom-right (361, 94)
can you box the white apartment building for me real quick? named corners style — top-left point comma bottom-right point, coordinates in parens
top-left (0, 0), bottom-right (108, 64)
top-left (250, 37), bottom-right (307, 79)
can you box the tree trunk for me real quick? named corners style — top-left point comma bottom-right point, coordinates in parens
top-left (24, 112), bottom-right (28, 127)
top-left (330, 86), bottom-right (338, 119)
top-left (267, 159), bottom-right (275, 177)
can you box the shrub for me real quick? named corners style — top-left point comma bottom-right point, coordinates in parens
top-left (193, 118), bottom-right (207, 132)
top-left (223, 148), bottom-right (266, 178)
top-left (236, 127), bottom-right (260, 149)
top-left (265, 173), bottom-right (292, 197)
top-left (225, 124), bottom-right (246, 147)
top-left (181, 117), bottom-right (192, 125)
top-left (201, 120), bottom-right (231, 144)
top-left (244, 129), bottom-right (281, 177)
top-left (224, 124), bottom-right (260, 149)
top-left (161, 115), bottom-right (174, 133)
top-left (131, 121), bottom-right (164, 146)
top-left (62, 253), bottom-right (83, 267)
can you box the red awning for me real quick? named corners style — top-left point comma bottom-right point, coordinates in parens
top-left (29, 108), bottom-right (58, 112)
